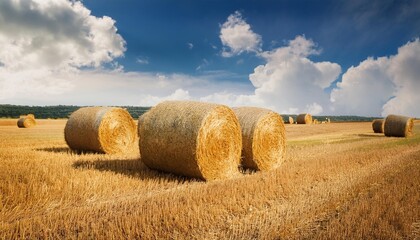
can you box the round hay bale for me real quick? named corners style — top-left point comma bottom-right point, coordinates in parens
top-left (138, 100), bottom-right (242, 181)
top-left (17, 117), bottom-right (36, 128)
top-left (26, 114), bottom-right (35, 119)
top-left (288, 116), bottom-right (294, 124)
top-left (297, 113), bottom-right (312, 124)
top-left (372, 119), bottom-right (384, 133)
top-left (384, 114), bottom-right (414, 137)
top-left (65, 107), bottom-right (137, 154)
top-left (233, 107), bottom-right (286, 171)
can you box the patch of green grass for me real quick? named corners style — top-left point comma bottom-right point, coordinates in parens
top-left (380, 134), bottom-right (420, 147)
top-left (357, 126), bottom-right (420, 151)
top-left (288, 136), bottom-right (366, 147)
top-left (288, 139), bottom-right (324, 147)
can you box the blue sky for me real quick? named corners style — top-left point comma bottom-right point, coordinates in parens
top-left (0, 0), bottom-right (419, 116)
top-left (82, 0), bottom-right (418, 75)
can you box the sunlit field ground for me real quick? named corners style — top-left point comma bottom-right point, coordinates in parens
top-left (0, 119), bottom-right (419, 239)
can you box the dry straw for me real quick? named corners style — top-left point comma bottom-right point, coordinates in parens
top-left (288, 116), bottom-right (294, 124)
top-left (384, 114), bottom-right (414, 137)
top-left (297, 113), bottom-right (312, 124)
top-left (17, 115), bottom-right (36, 128)
top-left (138, 100), bottom-right (242, 181)
top-left (65, 107), bottom-right (137, 154)
top-left (233, 107), bottom-right (286, 171)
top-left (372, 119), bottom-right (385, 133)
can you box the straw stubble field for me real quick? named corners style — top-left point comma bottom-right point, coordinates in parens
top-left (0, 119), bottom-right (419, 239)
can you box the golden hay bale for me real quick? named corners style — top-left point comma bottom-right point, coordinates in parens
top-left (288, 116), bottom-right (294, 124)
top-left (313, 119), bottom-right (319, 124)
top-left (20, 114), bottom-right (35, 119)
top-left (233, 107), bottom-right (286, 171)
top-left (372, 119), bottom-right (385, 133)
top-left (65, 107), bottom-right (137, 154)
top-left (384, 114), bottom-right (414, 137)
top-left (138, 100), bottom-right (242, 181)
top-left (297, 113), bottom-right (312, 124)
top-left (17, 117), bottom-right (36, 128)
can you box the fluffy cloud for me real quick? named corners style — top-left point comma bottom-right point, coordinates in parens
top-left (206, 35), bottom-right (341, 115)
top-left (330, 57), bottom-right (394, 116)
top-left (220, 11), bottom-right (262, 57)
top-left (382, 39), bottom-right (420, 117)
top-left (331, 39), bottom-right (420, 117)
top-left (0, 0), bottom-right (125, 100)
top-left (139, 89), bottom-right (191, 106)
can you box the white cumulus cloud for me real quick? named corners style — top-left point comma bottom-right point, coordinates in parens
top-left (210, 34), bottom-right (341, 115)
top-left (0, 0), bottom-right (126, 101)
top-left (331, 39), bottom-right (420, 117)
top-left (220, 11), bottom-right (262, 57)
top-left (139, 89), bottom-right (192, 106)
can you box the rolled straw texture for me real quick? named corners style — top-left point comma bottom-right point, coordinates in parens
top-left (138, 100), bottom-right (242, 181)
top-left (384, 114), bottom-right (414, 137)
top-left (297, 113), bottom-right (312, 124)
top-left (372, 119), bottom-right (385, 133)
top-left (17, 117), bottom-right (36, 128)
top-left (288, 116), bottom-right (294, 124)
top-left (233, 107), bottom-right (286, 171)
top-left (65, 107), bottom-right (137, 154)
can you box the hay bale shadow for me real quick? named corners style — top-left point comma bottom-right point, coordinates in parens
top-left (357, 133), bottom-right (386, 138)
top-left (35, 147), bottom-right (106, 155)
top-left (36, 147), bottom-right (73, 153)
top-left (72, 159), bottom-right (195, 182)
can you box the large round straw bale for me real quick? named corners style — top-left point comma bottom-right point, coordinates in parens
top-left (297, 113), bottom-right (312, 124)
top-left (138, 101), bottom-right (242, 181)
top-left (65, 107), bottom-right (137, 154)
top-left (384, 114), bottom-right (414, 137)
top-left (233, 107), bottom-right (286, 171)
top-left (17, 117), bottom-right (36, 128)
top-left (288, 116), bottom-right (294, 124)
top-left (372, 119), bottom-right (384, 133)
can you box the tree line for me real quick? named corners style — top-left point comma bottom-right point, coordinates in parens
top-left (0, 104), bottom-right (151, 119)
top-left (0, 104), bottom-right (380, 122)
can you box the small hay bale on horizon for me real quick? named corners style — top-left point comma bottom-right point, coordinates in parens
top-left (372, 119), bottom-right (385, 133)
top-left (17, 115), bottom-right (36, 128)
top-left (297, 113), bottom-right (312, 124)
top-left (233, 107), bottom-right (286, 171)
top-left (138, 100), bottom-right (242, 181)
top-left (288, 116), bottom-right (294, 124)
top-left (384, 114), bottom-right (414, 137)
top-left (64, 107), bottom-right (137, 154)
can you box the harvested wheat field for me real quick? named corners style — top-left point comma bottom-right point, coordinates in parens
top-left (0, 119), bottom-right (419, 239)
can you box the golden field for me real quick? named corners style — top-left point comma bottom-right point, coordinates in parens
top-left (0, 119), bottom-right (419, 239)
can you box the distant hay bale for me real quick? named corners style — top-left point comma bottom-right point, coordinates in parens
top-left (313, 119), bottom-right (319, 124)
top-left (288, 116), bottom-right (294, 124)
top-left (138, 101), bottom-right (242, 181)
top-left (297, 113), bottom-right (312, 124)
top-left (65, 107), bottom-right (137, 154)
top-left (17, 117), bottom-right (36, 128)
top-left (384, 114), bottom-right (414, 137)
top-left (233, 107), bottom-right (286, 171)
top-left (372, 119), bottom-right (385, 133)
